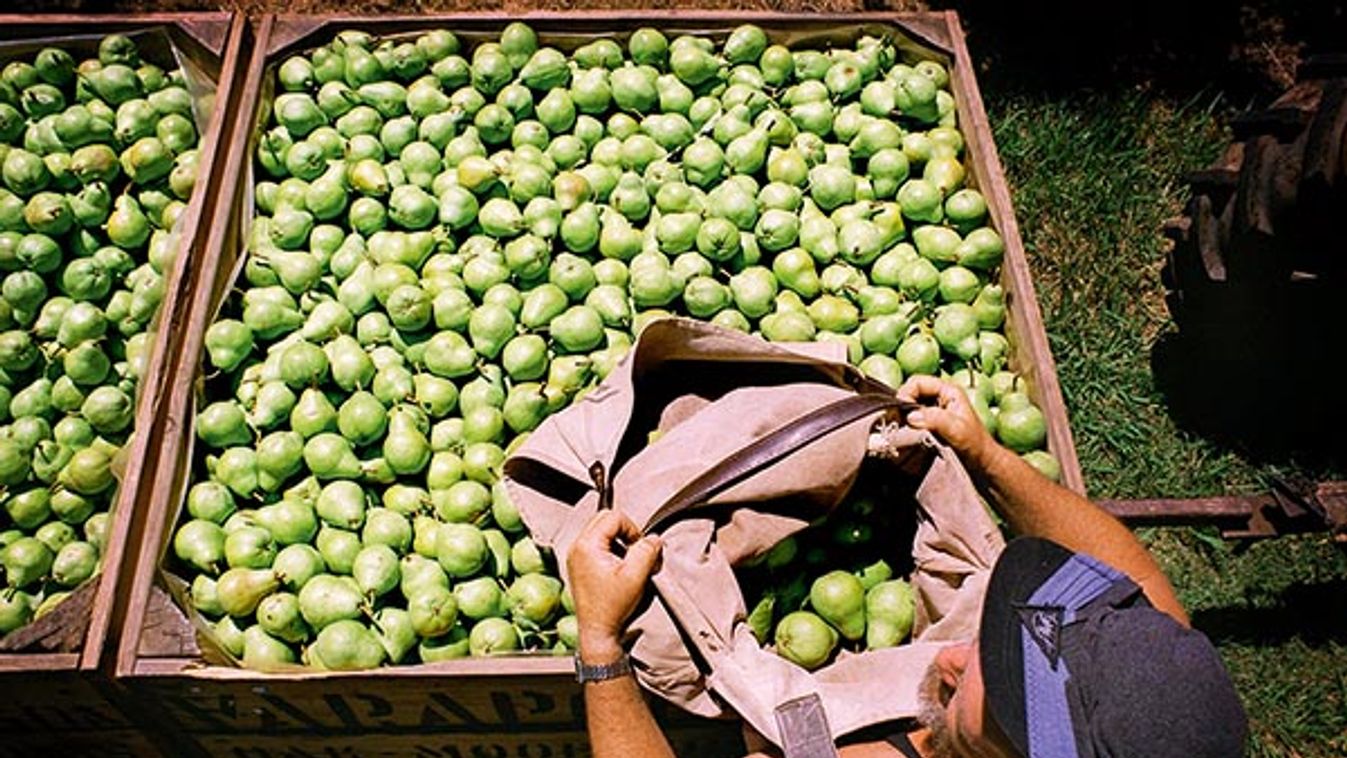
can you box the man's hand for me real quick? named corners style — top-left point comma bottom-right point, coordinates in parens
top-left (570, 512), bottom-right (675, 758)
top-left (896, 375), bottom-right (1000, 473)
top-left (567, 511), bottom-right (663, 665)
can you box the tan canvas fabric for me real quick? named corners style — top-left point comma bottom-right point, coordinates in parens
top-left (505, 318), bottom-right (1004, 747)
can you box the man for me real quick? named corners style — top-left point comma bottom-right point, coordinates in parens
top-left (566, 376), bottom-right (1249, 757)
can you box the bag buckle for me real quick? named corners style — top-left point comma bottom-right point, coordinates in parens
top-left (774, 694), bottom-right (839, 758)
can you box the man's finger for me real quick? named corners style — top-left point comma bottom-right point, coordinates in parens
top-left (576, 510), bottom-right (632, 549)
top-left (613, 511), bottom-right (643, 543)
top-left (897, 375), bottom-right (945, 403)
top-left (938, 381), bottom-right (969, 409)
top-left (577, 511), bottom-right (622, 545)
top-left (907, 406), bottom-right (955, 437)
top-left (576, 510), bottom-right (643, 551)
top-left (618, 536), bottom-right (663, 582)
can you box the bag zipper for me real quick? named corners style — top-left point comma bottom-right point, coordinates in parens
top-left (590, 461), bottom-right (613, 511)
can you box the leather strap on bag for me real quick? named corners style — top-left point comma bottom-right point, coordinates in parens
top-left (642, 392), bottom-right (903, 534)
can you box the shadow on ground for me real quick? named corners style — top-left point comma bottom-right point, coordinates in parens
top-left (927, 0), bottom-right (1347, 101)
top-left (1151, 275), bottom-right (1347, 476)
top-left (1193, 579), bottom-right (1347, 645)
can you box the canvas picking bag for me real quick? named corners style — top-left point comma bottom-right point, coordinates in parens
top-left (504, 318), bottom-right (1005, 754)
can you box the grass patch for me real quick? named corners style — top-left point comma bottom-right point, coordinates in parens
top-left (989, 89), bottom-right (1253, 499)
top-left (986, 87), bottom-right (1347, 756)
top-left (1224, 637), bottom-right (1347, 758)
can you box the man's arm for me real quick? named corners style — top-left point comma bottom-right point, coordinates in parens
top-left (567, 511), bottom-right (676, 758)
top-left (896, 376), bottom-right (1189, 625)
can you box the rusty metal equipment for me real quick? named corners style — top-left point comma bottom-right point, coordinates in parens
top-left (1101, 479), bottom-right (1347, 540)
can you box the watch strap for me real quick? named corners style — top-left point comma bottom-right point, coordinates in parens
top-left (574, 651), bottom-right (633, 683)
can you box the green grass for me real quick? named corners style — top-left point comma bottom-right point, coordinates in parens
top-left (986, 89), bottom-right (1347, 757)
top-left (989, 90), bottom-right (1256, 498)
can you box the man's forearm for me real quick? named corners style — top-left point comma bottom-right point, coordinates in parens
top-left (973, 443), bottom-right (1189, 624)
top-left (581, 636), bottom-right (676, 758)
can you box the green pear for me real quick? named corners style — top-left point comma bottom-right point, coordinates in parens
top-left (809, 570), bottom-right (866, 641)
top-left (216, 567), bottom-right (280, 617)
top-left (774, 611), bottom-right (837, 670)
top-left (865, 580), bottom-right (915, 649)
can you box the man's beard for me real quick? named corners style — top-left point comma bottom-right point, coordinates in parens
top-left (918, 662), bottom-right (957, 758)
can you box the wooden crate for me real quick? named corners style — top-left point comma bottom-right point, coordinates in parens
top-left (114, 11), bottom-right (1081, 757)
top-left (0, 12), bottom-right (248, 756)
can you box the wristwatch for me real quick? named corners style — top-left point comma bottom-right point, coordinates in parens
top-left (574, 651), bottom-right (633, 683)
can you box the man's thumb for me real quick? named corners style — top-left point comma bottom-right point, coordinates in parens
top-left (622, 535), bottom-right (663, 578)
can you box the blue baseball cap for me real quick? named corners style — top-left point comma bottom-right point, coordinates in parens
top-left (979, 537), bottom-right (1248, 758)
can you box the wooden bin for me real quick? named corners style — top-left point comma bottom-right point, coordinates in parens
top-left (0, 13), bottom-right (247, 757)
top-left (114, 11), bottom-right (1081, 758)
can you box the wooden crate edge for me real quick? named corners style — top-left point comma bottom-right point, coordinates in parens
top-left (116, 14), bottom-right (275, 680)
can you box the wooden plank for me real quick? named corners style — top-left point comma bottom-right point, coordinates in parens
top-left (1101, 482), bottom-right (1347, 539)
top-left (0, 671), bottom-right (127, 729)
top-left (262, 10), bottom-right (961, 61)
top-left (0, 12), bottom-right (231, 29)
top-left (134, 654), bottom-right (575, 679)
top-left (130, 671), bottom-right (740, 756)
top-left (0, 670), bottom-right (147, 756)
top-left (83, 11), bottom-right (251, 676)
top-left (0, 729), bottom-right (162, 758)
top-left (117, 14), bottom-right (274, 679)
top-left (0, 577), bottom-right (97, 654)
top-left (117, 14), bottom-right (1080, 753)
top-left (125, 658), bottom-right (741, 755)
top-left (184, 728), bottom-right (742, 758)
top-left (1100, 495), bottom-right (1277, 539)
top-left (134, 584), bottom-right (201, 661)
top-left (1099, 495), bottom-right (1258, 522)
top-left (0, 652), bottom-right (79, 671)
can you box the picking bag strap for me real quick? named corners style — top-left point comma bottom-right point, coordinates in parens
top-left (642, 392), bottom-right (902, 534)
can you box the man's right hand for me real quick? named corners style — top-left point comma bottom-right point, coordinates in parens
top-left (896, 375), bottom-right (1001, 473)
top-left (566, 511), bottom-right (663, 665)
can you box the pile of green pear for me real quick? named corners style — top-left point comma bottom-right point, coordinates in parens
top-left (740, 481), bottom-right (920, 670)
top-left (172, 21), bottom-right (1059, 671)
top-left (0, 34), bottom-right (202, 637)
